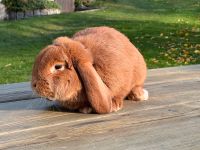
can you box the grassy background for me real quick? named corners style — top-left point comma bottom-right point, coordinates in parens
top-left (0, 0), bottom-right (199, 84)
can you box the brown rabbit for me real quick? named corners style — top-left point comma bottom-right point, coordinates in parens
top-left (32, 26), bottom-right (148, 114)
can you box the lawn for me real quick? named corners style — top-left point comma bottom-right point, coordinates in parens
top-left (0, 0), bottom-right (199, 84)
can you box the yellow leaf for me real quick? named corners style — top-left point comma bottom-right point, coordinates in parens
top-left (185, 33), bottom-right (189, 36)
top-left (194, 50), bottom-right (200, 54)
top-left (184, 44), bottom-right (188, 47)
top-left (4, 64), bottom-right (12, 67)
top-left (183, 50), bottom-right (189, 55)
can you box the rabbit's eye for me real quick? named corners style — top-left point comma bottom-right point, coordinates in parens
top-left (55, 64), bottom-right (63, 70)
top-left (50, 64), bottom-right (65, 73)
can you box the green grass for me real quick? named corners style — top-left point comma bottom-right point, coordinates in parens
top-left (0, 0), bottom-right (200, 84)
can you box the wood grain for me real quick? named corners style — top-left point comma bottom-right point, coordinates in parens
top-left (0, 82), bottom-right (38, 103)
top-left (0, 65), bottom-right (199, 150)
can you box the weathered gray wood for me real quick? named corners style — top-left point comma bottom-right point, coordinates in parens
top-left (0, 65), bottom-right (199, 150)
top-left (0, 64), bottom-right (199, 103)
top-left (0, 82), bottom-right (38, 103)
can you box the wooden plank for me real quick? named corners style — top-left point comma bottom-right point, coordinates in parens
top-left (0, 65), bottom-right (199, 150)
top-left (148, 64), bottom-right (200, 76)
top-left (0, 101), bottom-right (199, 149)
top-left (0, 64), bottom-right (199, 103)
top-left (0, 82), bottom-right (38, 103)
top-left (0, 90), bottom-right (199, 137)
top-left (0, 77), bottom-right (199, 148)
top-left (0, 76), bottom-right (199, 126)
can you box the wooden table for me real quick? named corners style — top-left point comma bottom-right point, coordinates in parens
top-left (0, 65), bottom-right (200, 150)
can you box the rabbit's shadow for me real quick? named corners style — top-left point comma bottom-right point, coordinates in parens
top-left (0, 97), bottom-right (80, 113)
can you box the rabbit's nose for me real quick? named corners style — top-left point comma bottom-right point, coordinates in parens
top-left (33, 83), bottom-right (37, 88)
top-left (32, 82), bottom-right (37, 88)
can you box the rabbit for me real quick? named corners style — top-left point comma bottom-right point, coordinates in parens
top-left (31, 26), bottom-right (148, 114)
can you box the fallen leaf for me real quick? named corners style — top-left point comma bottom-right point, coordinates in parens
top-left (5, 64), bottom-right (12, 67)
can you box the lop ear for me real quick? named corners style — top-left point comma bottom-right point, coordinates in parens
top-left (77, 63), bottom-right (113, 114)
top-left (53, 36), bottom-right (93, 67)
top-left (53, 37), bottom-right (74, 69)
top-left (53, 37), bottom-right (112, 113)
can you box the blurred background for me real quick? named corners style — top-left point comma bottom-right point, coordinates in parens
top-left (0, 0), bottom-right (199, 84)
